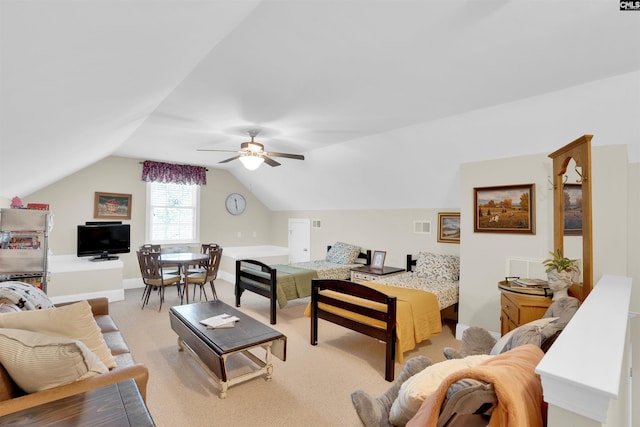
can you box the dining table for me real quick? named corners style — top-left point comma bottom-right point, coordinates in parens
top-left (159, 252), bottom-right (209, 304)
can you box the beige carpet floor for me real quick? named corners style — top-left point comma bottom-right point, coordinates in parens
top-left (108, 280), bottom-right (459, 427)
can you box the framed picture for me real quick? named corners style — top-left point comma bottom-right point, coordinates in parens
top-left (94, 192), bottom-right (132, 219)
top-left (563, 183), bottom-right (582, 236)
top-left (438, 212), bottom-right (460, 243)
top-left (474, 184), bottom-right (535, 234)
top-left (371, 250), bottom-right (386, 270)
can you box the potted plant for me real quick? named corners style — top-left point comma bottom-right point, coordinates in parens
top-left (543, 249), bottom-right (579, 300)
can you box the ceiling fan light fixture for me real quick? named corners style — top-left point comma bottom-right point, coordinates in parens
top-left (239, 154), bottom-right (264, 170)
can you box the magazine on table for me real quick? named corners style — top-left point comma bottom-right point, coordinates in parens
top-left (199, 313), bottom-right (240, 329)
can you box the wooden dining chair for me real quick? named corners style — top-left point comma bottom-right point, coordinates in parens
top-left (136, 250), bottom-right (182, 311)
top-left (187, 243), bottom-right (219, 274)
top-left (185, 245), bottom-right (223, 301)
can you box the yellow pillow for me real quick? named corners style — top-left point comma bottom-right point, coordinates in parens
top-left (0, 301), bottom-right (116, 369)
top-left (0, 328), bottom-right (108, 393)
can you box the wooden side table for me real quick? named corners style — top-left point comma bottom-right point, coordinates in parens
top-left (350, 265), bottom-right (405, 283)
top-left (498, 281), bottom-right (552, 335)
top-left (0, 379), bottom-right (154, 426)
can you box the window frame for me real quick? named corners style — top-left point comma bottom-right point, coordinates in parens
top-left (145, 181), bottom-right (200, 245)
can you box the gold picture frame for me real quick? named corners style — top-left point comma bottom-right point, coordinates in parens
top-left (94, 192), bottom-right (132, 219)
top-left (438, 212), bottom-right (460, 243)
top-left (474, 184), bottom-right (535, 234)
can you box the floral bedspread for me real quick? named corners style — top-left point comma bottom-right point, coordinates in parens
top-left (374, 272), bottom-right (459, 310)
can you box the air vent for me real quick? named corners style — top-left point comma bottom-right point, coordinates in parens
top-left (413, 221), bottom-right (431, 234)
top-left (312, 220), bottom-right (321, 229)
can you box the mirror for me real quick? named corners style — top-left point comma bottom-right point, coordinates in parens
top-left (548, 135), bottom-right (593, 301)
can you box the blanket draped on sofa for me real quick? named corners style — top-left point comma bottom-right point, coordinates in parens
top-left (407, 344), bottom-right (544, 427)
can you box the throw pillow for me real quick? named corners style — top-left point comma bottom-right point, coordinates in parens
top-left (0, 328), bottom-right (108, 393)
top-left (389, 354), bottom-right (493, 426)
top-left (325, 242), bottom-right (361, 265)
top-left (413, 252), bottom-right (460, 281)
top-left (490, 317), bottom-right (558, 355)
top-left (0, 300), bottom-right (116, 369)
top-left (0, 281), bottom-right (55, 310)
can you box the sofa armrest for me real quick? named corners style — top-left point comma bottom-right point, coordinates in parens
top-left (0, 364), bottom-right (148, 416)
top-left (56, 297), bottom-right (109, 316)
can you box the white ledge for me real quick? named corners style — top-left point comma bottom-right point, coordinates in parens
top-left (222, 245), bottom-right (289, 260)
top-left (535, 274), bottom-right (632, 423)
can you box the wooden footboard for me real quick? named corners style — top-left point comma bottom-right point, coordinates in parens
top-left (310, 279), bottom-right (397, 381)
top-left (235, 259), bottom-right (278, 324)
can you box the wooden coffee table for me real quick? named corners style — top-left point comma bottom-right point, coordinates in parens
top-left (169, 300), bottom-right (286, 398)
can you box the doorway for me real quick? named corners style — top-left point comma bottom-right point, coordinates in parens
top-left (288, 218), bottom-right (310, 263)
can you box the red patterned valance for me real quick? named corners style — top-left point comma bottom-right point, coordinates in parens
top-left (141, 161), bottom-right (207, 185)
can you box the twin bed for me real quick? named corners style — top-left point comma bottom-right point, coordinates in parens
top-left (235, 246), bottom-right (460, 381)
top-left (235, 243), bottom-right (371, 324)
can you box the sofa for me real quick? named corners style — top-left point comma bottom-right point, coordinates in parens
top-left (351, 297), bottom-right (580, 427)
top-left (0, 297), bottom-right (149, 416)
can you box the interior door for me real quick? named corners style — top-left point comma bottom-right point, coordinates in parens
top-left (288, 218), bottom-right (310, 263)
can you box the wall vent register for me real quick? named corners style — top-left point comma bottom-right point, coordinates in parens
top-left (413, 221), bottom-right (431, 234)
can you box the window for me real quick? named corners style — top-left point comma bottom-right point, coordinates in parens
top-left (146, 182), bottom-right (200, 244)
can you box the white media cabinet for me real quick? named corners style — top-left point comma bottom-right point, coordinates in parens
top-left (48, 254), bottom-right (124, 303)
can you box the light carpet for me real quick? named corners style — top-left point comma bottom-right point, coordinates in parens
top-left (108, 280), bottom-right (458, 427)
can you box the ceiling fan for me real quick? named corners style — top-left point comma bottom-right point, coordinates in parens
top-left (197, 130), bottom-right (305, 170)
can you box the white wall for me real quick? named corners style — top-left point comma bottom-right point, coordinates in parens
top-left (271, 208), bottom-right (460, 269)
top-left (22, 156), bottom-right (276, 280)
top-left (459, 145), bottom-right (630, 333)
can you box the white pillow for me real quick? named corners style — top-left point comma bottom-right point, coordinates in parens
top-left (389, 354), bottom-right (493, 426)
top-left (0, 300), bottom-right (116, 369)
top-left (0, 328), bottom-right (108, 393)
top-left (490, 317), bottom-right (558, 355)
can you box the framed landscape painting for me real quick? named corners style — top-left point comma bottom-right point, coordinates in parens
top-left (94, 192), bottom-right (132, 219)
top-left (563, 183), bottom-right (582, 235)
top-left (438, 212), bottom-right (460, 243)
top-left (474, 184), bottom-right (535, 234)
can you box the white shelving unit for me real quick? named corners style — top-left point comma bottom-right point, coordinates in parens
top-left (0, 208), bottom-right (51, 293)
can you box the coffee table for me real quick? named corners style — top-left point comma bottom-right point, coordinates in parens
top-left (169, 300), bottom-right (286, 398)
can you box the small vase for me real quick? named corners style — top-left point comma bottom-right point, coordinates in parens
top-left (547, 270), bottom-right (572, 300)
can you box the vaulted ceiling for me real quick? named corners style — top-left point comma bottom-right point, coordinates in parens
top-left (1, 1), bottom-right (639, 210)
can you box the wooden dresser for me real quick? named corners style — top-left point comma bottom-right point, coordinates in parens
top-left (499, 284), bottom-right (553, 335)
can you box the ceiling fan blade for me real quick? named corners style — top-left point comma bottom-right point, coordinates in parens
top-left (197, 148), bottom-right (240, 153)
top-left (219, 155), bottom-right (242, 164)
top-left (266, 152), bottom-right (305, 160)
top-left (262, 155), bottom-right (281, 167)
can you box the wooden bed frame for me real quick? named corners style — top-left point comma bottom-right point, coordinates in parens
top-left (310, 278), bottom-right (397, 381)
top-left (235, 248), bottom-right (371, 325)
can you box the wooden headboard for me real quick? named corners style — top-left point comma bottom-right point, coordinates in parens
top-left (406, 254), bottom-right (416, 272)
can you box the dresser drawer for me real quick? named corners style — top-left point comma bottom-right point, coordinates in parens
top-left (501, 293), bottom-right (519, 324)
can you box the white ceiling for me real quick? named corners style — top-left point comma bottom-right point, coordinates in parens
top-left (1, 1), bottom-right (639, 209)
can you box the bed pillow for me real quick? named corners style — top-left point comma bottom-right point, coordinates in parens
top-left (0, 300), bottom-right (116, 369)
top-left (0, 281), bottom-right (55, 310)
top-left (414, 252), bottom-right (460, 281)
top-left (325, 242), bottom-right (361, 265)
top-left (490, 317), bottom-right (558, 355)
top-left (389, 354), bottom-right (493, 426)
top-left (0, 328), bottom-right (108, 393)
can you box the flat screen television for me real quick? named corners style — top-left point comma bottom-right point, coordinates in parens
top-left (77, 223), bottom-right (130, 261)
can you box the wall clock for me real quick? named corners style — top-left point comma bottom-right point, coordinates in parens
top-left (225, 193), bottom-right (246, 215)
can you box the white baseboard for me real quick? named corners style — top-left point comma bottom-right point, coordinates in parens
top-left (49, 288), bottom-right (125, 304)
top-left (219, 270), bottom-right (234, 284)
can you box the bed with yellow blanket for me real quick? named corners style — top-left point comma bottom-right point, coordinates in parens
top-left (306, 279), bottom-right (442, 381)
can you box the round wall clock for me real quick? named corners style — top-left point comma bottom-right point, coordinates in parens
top-left (225, 193), bottom-right (246, 215)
